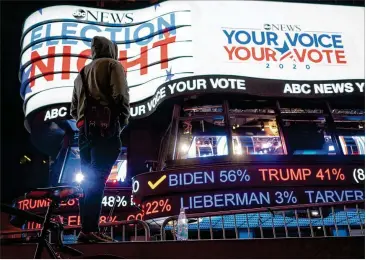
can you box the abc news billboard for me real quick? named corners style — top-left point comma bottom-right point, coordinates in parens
top-left (20, 1), bottom-right (364, 121)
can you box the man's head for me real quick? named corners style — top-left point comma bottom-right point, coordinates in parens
top-left (91, 36), bottom-right (118, 60)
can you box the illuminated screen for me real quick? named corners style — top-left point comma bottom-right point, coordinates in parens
top-left (20, 1), bottom-right (364, 120)
top-left (178, 135), bottom-right (284, 159)
top-left (180, 136), bottom-right (228, 159)
top-left (58, 147), bottom-right (128, 185)
top-left (131, 186), bottom-right (365, 219)
top-left (233, 136), bottom-right (284, 155)
top-left (132, 163), bottom-right (365, 200)
top-left (16, 188), bottom-right (135, 215)
top-left (339, 136), bottom-right (365, 155)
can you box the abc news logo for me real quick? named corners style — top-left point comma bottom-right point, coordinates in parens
top-left (72, 8), bottom-right (134, 23)
top-left (263, 23), bottom-right (301, 32)
top-left (73, 9), bottom-right (86, 20)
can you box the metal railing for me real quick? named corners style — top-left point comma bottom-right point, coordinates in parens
top-left (2, 201), bottom-right (364, 243)
top-left (160, 200), bottom-right (365, 241)
top-left (1, 219), bottom-right (151, 243)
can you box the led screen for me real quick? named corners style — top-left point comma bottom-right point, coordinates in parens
top-left (233, 136), bottom-right (284, 155)
top-left (20, 1), bottom-right (364, 120)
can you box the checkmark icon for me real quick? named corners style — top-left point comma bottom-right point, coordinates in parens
top-left (148, 175), bottom-right (167, 190)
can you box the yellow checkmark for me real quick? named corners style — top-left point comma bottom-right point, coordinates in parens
top-left (148, 175), bottom-right (167, 190)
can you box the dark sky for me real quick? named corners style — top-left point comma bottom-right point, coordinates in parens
top-left (0, 0), bottom-right (364, 204)
top-left (1, 1), bottom-right (52, 203)
top-left (0, 0), bottom-right (152, 204)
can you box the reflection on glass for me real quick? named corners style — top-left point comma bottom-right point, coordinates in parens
top-left (178, 136), bottom-right (228, 159)
top-left (233, 136), bottom-right (284, 155)
top-left (60, 147), bottom-right (80, 184)
top-left (58, 147), bottom-right (127, 185)
top-left (339, 136), bottom-right (365, 155)
top-left (107, 159), bottom-right (128, 183)
top-left (232, 119), bottom-right (285, 155)
top-left (177, 116), bottom-right (228, 159)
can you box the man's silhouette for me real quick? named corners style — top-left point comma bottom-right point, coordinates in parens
top-left (71, 36), bottom-right (130, 243)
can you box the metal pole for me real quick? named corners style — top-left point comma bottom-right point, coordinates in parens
top-left (331, 206), bottom-right (339, 237)
top-left (173, 221), bottom-right (177, 241)
top-left (233, 215), bottom-right (238, 239)
top-left (221, 215), bottom-right (226, 239)
top-left (223, 100), bottom-right (234, 156)
top-left (319, 207), bottom-right (327, 237)
top-left (344, 205), bottom-right (352, 235)
top-left (246, 214), bottom-right (251, 239)
top-left (324, 101), bottom-right (342, 155)
top-left (122, 225), bottom-right (125, 242)
top-left (271, 213), bottom-right (276, 238)
top-left (209, 217), bottom-right (213, 240)
top-left (307, 209), bottom-right (315, 238)
top-left (159, 114), bottom-right (174, 169)
top-left (171, 104), bottom-right (181, 160)
top-left (134, 224), bottom-right (137, 241)
top-left (275, 100), bottom-right (289, 155)
top-left (355, 204), bottom-right (364, 235)
top-left (197, 218), bottom-right (201, 240)
top-left (282, 211), bottom-right (289, 238)
top-left (258, 213), bottom-right (264, 238)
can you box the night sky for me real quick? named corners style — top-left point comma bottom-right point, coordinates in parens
top-left (1, 0), bottom-right (364, 204)
top-left (0, 0), bottom-right (152, 204)
top-left (1, 1), bottom-right (52, 204)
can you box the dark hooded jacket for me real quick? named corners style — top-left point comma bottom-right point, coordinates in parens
top-left (71, 36), bottom-right (130, 131)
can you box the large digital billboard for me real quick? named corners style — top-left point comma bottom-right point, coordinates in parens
top-left (20, 1), bottom-right (364, 121)
top-left (131, 161), bottom-right (365, 219)
top-left (132, 164), bottom-right (366, 199)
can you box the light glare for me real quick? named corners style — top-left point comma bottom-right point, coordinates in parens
top-left (75, 172), bottom-right (84, 183)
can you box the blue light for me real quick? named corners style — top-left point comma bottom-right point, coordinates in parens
top-left (164, 210), bottom-right (365, 232)
top-left (328, 145), bottom-right (335, 152)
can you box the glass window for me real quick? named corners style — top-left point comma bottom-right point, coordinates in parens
top-left (229, 99), bottom-right (284, 155)
top-left (279, 101), bottom-right (337, 155)
top-left (231, 118), bottom-right (284, 155)
top-left (339, 136), bottom-right (365, 155)
top-left (330, 102), bottom-right (365, 155)
top-left (282, 119), bottom-right (336, 155)
top-left (176, 117), bottom-right (228, 159)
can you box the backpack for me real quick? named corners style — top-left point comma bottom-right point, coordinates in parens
top-left (80, 69), bottom-right (119, 139)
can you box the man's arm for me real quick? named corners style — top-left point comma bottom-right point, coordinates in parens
top-left (70, 75), bottom-right (81, 120)
top-left (110, 62), bottom-right (130, 126)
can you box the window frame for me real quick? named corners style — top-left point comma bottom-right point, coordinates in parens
top-left (164, 98), bottom-right (364, 163)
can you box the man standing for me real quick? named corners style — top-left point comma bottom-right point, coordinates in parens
top-left (71, 36), bottom-right (130, 243)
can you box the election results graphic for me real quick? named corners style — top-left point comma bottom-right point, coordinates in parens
top-left (19, 1), bottom-right (364, 120)
top-left (223, 23), bottom-right (347, 68)
top-left (20, 2), bottom-right (193, 118)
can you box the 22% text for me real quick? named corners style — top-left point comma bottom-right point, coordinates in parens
top-left (127, 199), bottom-right (173, 221)
top-left (144, 199), bottom-right (172, 216)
